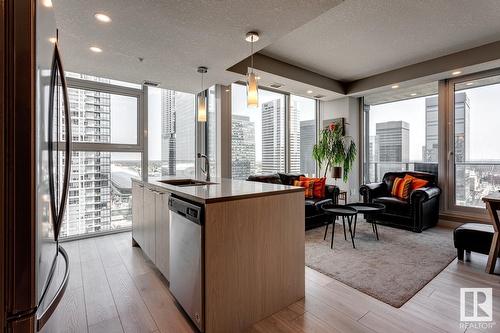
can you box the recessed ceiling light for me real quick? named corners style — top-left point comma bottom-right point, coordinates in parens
top-left (410, 93), bottom-right (417, 96)
top-left (41, 0), bottom-right (53, 8)
top-left (94, 13), bottom-right (111, 23)
top-left (465, 82), bottom-right (474, 86)
top-left (391, 85), bottom-right (399, 89)
top-left (255, 76), bottom-right (261, 80)
top-left (49, 37), bottom-right (57, 44)
top-left (452, 71), bottom-right (462, 76)
top-left (89, 46), bottom-right (102, 53)
top-left (307, 90), bottom-right (313, 94)
top-left (225, 89), bottom-right (230, 92)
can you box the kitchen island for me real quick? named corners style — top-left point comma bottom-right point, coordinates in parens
top-left (131, 177), bottom-right (305, 333)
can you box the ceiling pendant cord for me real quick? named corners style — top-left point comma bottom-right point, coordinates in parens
top-left (250, 35), bottom-right (254, 73)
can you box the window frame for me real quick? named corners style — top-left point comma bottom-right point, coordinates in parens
top-left (445, 68), bottom-right (500, 218)
top-left (59, 76), bottom-right (144, 241)
top-left (65, 76), bottom-right (144, 153)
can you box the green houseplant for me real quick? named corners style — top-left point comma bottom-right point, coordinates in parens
top-left (312, 122), bottom-right (357, 182)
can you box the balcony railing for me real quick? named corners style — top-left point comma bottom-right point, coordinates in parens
top-left (366, 161), bottom-right (438, 183)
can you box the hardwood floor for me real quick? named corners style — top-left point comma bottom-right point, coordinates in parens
top-left (42, 231), bottom-right (500, 333)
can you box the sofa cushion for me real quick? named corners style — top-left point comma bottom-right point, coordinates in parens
top-left (247, 174), bottom-right (282, 184)
top-left (454, 223), bottom-right (494, 255)
top-left (391, 177), bottom-right (412, 199)
top-left (294, 180), bottom-right (314, 198)
top-left (300, 176), bottom-right (326, 199)
top-left (382, 171), bottom-right (436, 191)
top-left (410, 177), bottom-right (429, 191)
top-left (373, 196), bottom-right (411, 216)
top-left (278, 173), bottom-right (304, 186)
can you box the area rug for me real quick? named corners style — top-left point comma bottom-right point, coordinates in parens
top-left (305, 220), bottom-right (456, 307)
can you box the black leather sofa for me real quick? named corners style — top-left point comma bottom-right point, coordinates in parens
top-left (360, 171), bottom-right (441, 232)
top-left (247, 173), bottom-right (339, 230)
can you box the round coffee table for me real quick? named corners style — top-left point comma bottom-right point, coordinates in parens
top-left (347, 203), bottom-right (385, 240)
top-left (321, 204), bottom-right (358, 249)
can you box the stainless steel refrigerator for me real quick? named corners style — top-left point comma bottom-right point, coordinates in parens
top-left (5, 1), bottom-right (72, 331)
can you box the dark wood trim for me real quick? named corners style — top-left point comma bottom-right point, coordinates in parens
top-left (3, 0), bottom-right (37, 329)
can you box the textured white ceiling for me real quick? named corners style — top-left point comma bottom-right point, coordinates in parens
top-left (262, 0), bottom-right (500, 81)
top-left (52, 0), bottom-right (342, 93)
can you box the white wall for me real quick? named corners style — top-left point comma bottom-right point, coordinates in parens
top-left (319, 97), bottom-right (361, 203)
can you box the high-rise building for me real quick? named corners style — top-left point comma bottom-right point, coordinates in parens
top-left (161, 90), bottom-right (176, 175)
top-left (231, 115), bottom-right (255, 179)
top-left (60, 75), bottom-right (112, 237)
top-left (261, 99), bottom-right (285, 173)
top-left (300, 119), bottom-right (316, 176)
top-left (160, 90), bottom-right (195, 177)
top-left (424, 93), bottom-right (470, 203)
top-left (289, 105), bottom-right (300, 173)
top-left (173, 92), bottom-right (195, 177)
top-left (424, 96), bottom-right (439, 163)
top-left (368, 135), bottom-right (377, 181)
top-left (376, 121), bottom-right (410, 162)
top-left (375, 121), bottom-right (410, 178)
top-left (424, 93), bottom-right (470, 163)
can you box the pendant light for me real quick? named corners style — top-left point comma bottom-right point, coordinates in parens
top-left (197, 66), bottom-right (207, 122)
top-left (245, 31), bottom-right (259, 108)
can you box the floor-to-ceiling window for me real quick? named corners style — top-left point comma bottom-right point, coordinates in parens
top-left (231, 83), bottom-right (286, 179)
top-left (363, 83), bottom-right (438, 183)
top-left (289, 95), bottom-right (317, 176)
top-left (59, 73), bottom-right (143, 238)
top-left (147, 87), bottom-right (196, 178)
top-left (450, 74), bottom-right (500, 209)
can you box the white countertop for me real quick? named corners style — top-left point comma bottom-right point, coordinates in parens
top-left (133, 176), bottom-right (303, 204)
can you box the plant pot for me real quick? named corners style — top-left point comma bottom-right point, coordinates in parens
top-left (332, 166), bottom-right (342, 179)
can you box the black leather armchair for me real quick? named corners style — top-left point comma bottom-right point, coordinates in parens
top-left (360, 171), bottom-right (441, 232)
top-left (247, 173), bottom-right (339, 230)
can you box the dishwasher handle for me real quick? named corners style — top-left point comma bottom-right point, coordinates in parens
top-left (168, 196), bottom-right (203, 225)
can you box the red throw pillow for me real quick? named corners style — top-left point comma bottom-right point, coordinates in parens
top-left (300, 176), bottom-right (326, 199)
top-left (411, 177), bottom-right (429, 191)
top-left (293, 180), bottom-right (314, 198)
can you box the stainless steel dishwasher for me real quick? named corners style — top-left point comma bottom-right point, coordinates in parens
top-left (168, 196), bottom-right (204, 332)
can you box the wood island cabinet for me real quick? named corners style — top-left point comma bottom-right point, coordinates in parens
top-left (132, 180), bottom-right (170, 281)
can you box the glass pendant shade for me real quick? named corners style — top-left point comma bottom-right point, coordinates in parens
top-left (197, 93), bottom-right (206, 122)
top-left (247, 72), bottom-right (258, 108)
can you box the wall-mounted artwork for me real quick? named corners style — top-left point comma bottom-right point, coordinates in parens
top-left (322, 117), bottom-right (345, 135)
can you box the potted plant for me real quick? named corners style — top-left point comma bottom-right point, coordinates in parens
top-left (312, 122), bottom-right (357, 182)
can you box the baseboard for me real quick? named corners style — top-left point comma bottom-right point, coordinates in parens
top-left (437, 219), bottom-right (462, 228)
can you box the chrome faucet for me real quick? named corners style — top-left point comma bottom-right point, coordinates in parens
top-left (197, 153), bottom-right (210, 182)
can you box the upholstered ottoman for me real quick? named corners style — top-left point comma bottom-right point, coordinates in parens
top-left (454, 223), bottom-right (496, 261)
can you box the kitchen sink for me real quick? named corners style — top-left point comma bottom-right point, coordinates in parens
top-left (157, 179), bottom-right (216, 187)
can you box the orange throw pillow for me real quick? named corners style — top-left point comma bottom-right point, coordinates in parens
top-left (294, 180), bottom-right (314, 198)
top-left (299, 176), bottom-right (326, 199)
top-left (411, 177), bottom-right (429, 190)
top-left (391, 176), bottom-right (412, 200)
